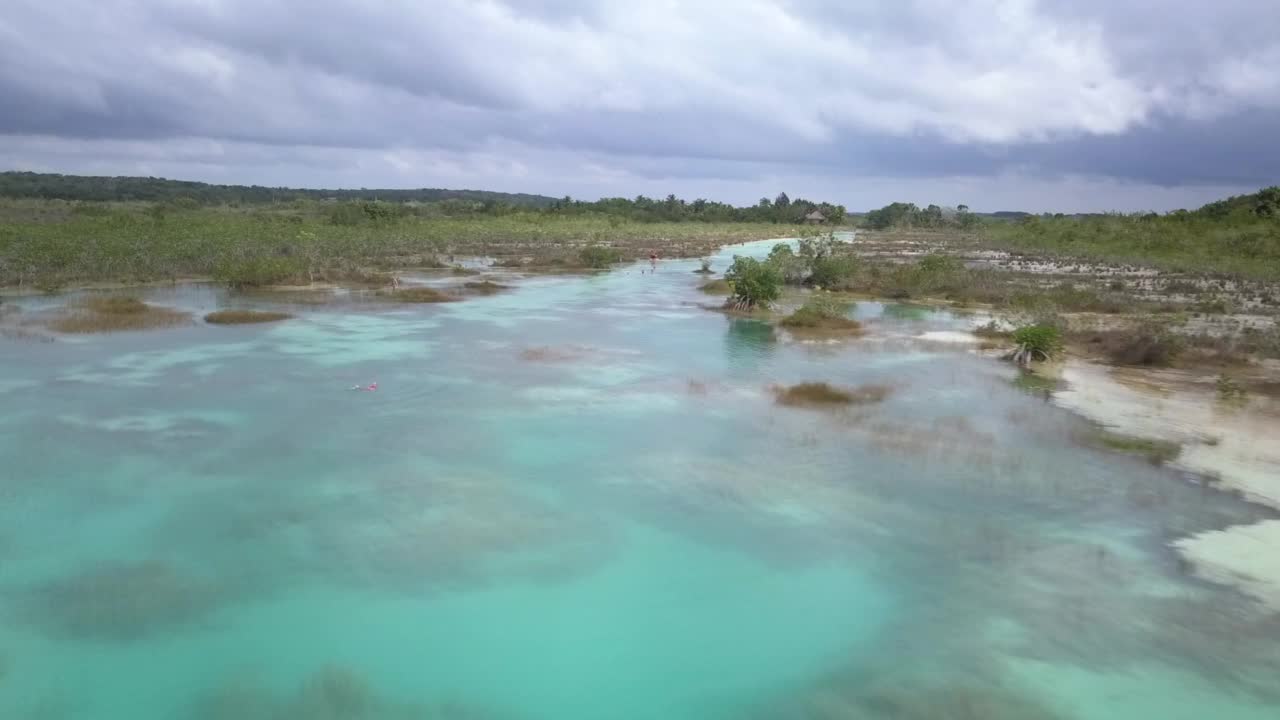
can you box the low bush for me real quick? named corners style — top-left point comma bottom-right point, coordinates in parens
top-left (577, 244), bottom-right (622, 268)
top-left (780, 294), bottom-right (862, 333)
top-left (724, 256), bottom-right (782, 309)
top-left (808, 255), bottom-right (860, 289)
top-left (1009, 324), bottom-right (1063, 364)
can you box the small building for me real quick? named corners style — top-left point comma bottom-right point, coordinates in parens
top-left (803, 210), bottom-right (827, 224)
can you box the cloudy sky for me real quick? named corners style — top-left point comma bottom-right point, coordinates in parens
top-left (2, 1), bottom-right (1277, 212)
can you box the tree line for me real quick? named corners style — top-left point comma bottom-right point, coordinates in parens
top-left (0, 171), bottom-right (558, 207)
top-left (0, 172), bottom-right (847, 225)
top-left (546, 192), bottom-right (846, 224)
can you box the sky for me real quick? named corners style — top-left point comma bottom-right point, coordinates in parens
top-left (2, 0), bottom-right (1278, 212)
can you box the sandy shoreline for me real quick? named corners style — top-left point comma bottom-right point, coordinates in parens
top-left (1052, 359), bottom-right (1280, 612)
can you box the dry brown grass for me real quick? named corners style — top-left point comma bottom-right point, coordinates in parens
top-left (50, 296), bottom-right (191, 333)
top-left (1076, 327), bottom-right (1184, 366)
top-left (204, 310), bottom-right (293, 325)
top-left (377, 286), bottom-right (457, 303)
top-left (773, 382), bottom-right (891, 407)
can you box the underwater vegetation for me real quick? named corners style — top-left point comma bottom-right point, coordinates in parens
top-left (461, 280), bottom-right (511, 295)
top-left (195, 665), bottom-right (505, 720)
top-left (784, 681), bottom-right (1065, 720)
top-left (49, 296), bottom-right (191, 333)
top-left (1087, 429), bottom-right (1183, 465)
top-left (516, 345), bottom-right (607, 363)
top-left (773, 382), bottom-right (892, 408)
top-left (204, 310), bottom-right (293, 325)
top-left (22, 560), bottom-right (228, 641)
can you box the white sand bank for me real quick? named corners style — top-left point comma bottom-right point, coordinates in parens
top-left (1053, 360), bottom-right (1280, 612)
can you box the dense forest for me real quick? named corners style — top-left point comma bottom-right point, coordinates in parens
top-left (0, 172), bottom-right (846, 225)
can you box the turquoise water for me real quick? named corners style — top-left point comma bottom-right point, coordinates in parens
top-left (2, 239), bottom-right (1280, 719)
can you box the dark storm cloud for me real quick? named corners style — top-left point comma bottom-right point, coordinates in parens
top-left (1, 1), bottom-right (1277, 207)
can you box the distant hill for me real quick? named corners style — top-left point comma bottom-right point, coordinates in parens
top-left (0, 171), bottom-right (559, 207)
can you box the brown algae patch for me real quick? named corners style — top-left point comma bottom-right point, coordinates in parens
top-left (519, 345), bottom-right (600, 363)
top-left (376, 286), bottom-right (457, 303)
top-left (195, 664), bottom-right (503, 720)
top-left (773, 382), bottom-right (891, 408)
top-left (23, 560), bottom-right (229, 641)
top-left (204, 310), bottom-right (293, 325)
top-left (49, 296), bottom-right (191, 333)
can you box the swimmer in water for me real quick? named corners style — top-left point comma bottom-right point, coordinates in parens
top-left (349, 381), bottom-right (378, 391)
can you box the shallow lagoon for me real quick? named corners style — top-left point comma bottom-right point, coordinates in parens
top-left (2, 239), bottom-right (1279, 719)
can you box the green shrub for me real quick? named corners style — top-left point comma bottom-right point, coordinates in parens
top-left (577, 244), bottom-right (622, 268)
top-left (1009, 324), bottom-right (1063, 364)
top-left (767, 243), bottom-right (807, 284)
top-left (808, 255), bottom-right (860, 289)
top-left (1093, 430), bottom-right (1182, 465)
top-left (724, 256), bottom-right (782, 309)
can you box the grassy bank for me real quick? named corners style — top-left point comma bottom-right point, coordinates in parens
top-left (982, 212), bottom-right (1280, 281)
top-left (0, 201), bottom-right (782, 289)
